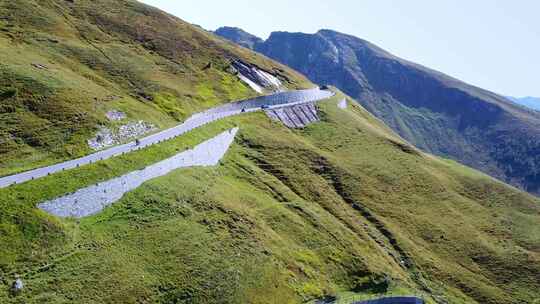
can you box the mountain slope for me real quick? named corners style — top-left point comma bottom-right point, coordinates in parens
top-left (0, 0), bottom-right (310, 176)
top-left (0, 3), bottom-right (539, 304)
top-left (2, 89), bottom-right (539, 304)
top-left (216, 28), bottom-right (540, 196)
top-left (507, 96), bottom-right (540, 111)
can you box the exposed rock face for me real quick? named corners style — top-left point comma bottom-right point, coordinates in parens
top-left (105, 110), bottom-right (126, 121)
top-left (230, 59), bottom-right (283, 93)
top-left (88, 121), bottom-right (156, 150)
top-left (216, 27), bottom-right (540, 195)
top-left (12, 278), bottom-right (23, 292)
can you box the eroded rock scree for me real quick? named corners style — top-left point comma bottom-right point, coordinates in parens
top-left (88, 121), bottom-right (156, 150)
top-left (231, 59), bottom-right (283, 93)
top-left (105, 110), bottom-right (126, 121)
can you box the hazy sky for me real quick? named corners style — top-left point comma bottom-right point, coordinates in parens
top-left (140, 0), bottom-right (539, 97)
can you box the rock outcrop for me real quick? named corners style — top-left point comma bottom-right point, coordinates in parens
top-left (230, 59), bottom-right (283, 93)
top-left (12, 278), bottom-right (23, 293)
top-left (105, 110), bottom-right (126, 121)
top-left (88, 121), bottom-right (156, 150)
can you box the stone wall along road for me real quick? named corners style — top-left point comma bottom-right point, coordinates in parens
top-left (38, 128), bottom-right (239, 218)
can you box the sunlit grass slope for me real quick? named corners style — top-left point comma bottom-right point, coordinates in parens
top-left (0, 0), bottom-right (311, 176)
top-left (1, 90), bottom-right (538, 304)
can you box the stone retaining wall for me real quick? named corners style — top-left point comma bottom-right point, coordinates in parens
top-left (38, 128), bottom-right (238, 218)
top-left (266, 103), bottom-right (320, 128)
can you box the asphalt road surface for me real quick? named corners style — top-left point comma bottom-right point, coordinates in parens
top-left (0, 88), bottom-right (333, 188)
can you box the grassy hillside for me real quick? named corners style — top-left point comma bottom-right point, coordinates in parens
top-left (1, 90), bottom-right (538, 304)
top-left (1, 1), bottom-right (538, 303)
top-left (0, 0), bottom-right (311, 176)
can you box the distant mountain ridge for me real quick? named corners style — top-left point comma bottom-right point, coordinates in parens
top-left (215, 26), bottom-right (264, 50)
top-left (507, 96), bottom-right (540, 111)
top-left (216, 27), bottom-right (540, 195)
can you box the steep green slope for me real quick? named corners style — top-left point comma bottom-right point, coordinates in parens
top-left (1, 91), bottom-right (539, 304)
top-left (216, 28), bottom-right (540, 196)
top-left (0, 0), bottom-right (310, 176)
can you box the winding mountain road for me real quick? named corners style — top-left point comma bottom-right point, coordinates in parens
top-left (38, 128), bottom-right (241, 218)
top-left (0, 88), bottom-right (333, 188)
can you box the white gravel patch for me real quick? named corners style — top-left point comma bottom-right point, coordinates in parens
top-left (105, 110), bottom-right (126, 121)
top-left (88, 121), bottom-right (156, 150)
top-left (338, 99), bottom-right (347, 109)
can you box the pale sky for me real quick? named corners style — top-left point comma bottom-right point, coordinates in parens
top-left (140, 0), bottom-right (540, 97)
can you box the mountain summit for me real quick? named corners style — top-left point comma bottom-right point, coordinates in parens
top-left (216, 27), bottom-right (540, 195)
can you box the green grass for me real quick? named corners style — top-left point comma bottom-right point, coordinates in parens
top-left (0, 0), bottom-right (311, 176)
top-left (0, 1), bottom-right (539, 303)
top-left (1, 91), bottom-right (538, 303)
